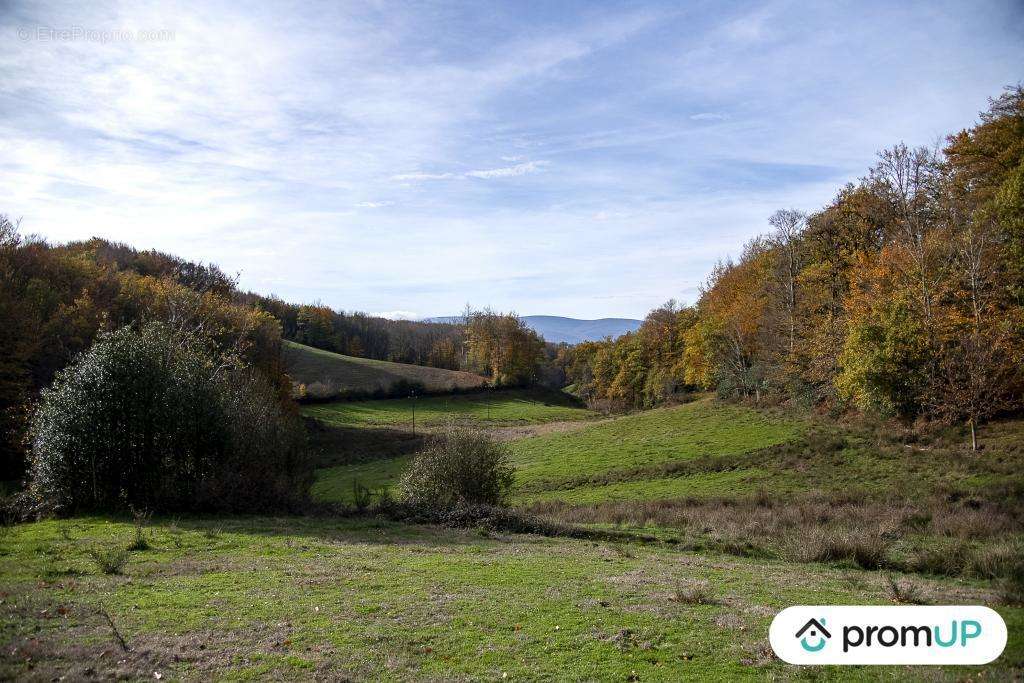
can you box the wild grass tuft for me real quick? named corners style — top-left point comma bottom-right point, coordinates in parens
top-left (669, 581), bottom-right (718, 605)
top-left (127, 509), bottom-right (152, 551)
top-left (88, 546), bottom-right (129, 575)
top-left (885, 574), bottom-right (926, 604)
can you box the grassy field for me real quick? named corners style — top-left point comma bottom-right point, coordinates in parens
top-left (7, 398), bottom-right (1021, 678)
top-left (310, 398), bottom-right (800, 505)
top-left (312, 456), bottom-right (412, 503)
top-left (303, 388), bottom-right (596, 428)
top-left (283, 341), bottom-right (485, 397)
top-left (2, 516), bottom-right (1020, 681)
top-left (308, 388), bottom-right (598, 503)
top-left (510, 401), bottom-right (801, 495)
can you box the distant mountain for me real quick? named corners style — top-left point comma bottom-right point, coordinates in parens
top-left (424, 315), bottom-right (642, 344)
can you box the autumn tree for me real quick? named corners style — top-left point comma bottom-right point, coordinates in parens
top-left (463, 308), bottom-right (544, 386)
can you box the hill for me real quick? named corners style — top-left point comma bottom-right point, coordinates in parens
top-left (282, 340), bottom-right (485, 398)
top-left (8, 400), bottom-right (1019, 680)
top-left (425, 315), bottom-right (642, 344)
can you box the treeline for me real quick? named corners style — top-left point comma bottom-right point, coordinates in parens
top-left (561, 86), bottom-right (1024, 443)
top-left (0, 224), bottom-right (291, 481)
top-left (241, 296), bottom-right (467, 370)
top-left (0, 226), bottom-right (552, 480)
top-left (463, 308), bottom-right (547, 386)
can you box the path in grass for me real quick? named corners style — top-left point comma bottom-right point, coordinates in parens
top-left (3, 517), bottom-right (1018, 681)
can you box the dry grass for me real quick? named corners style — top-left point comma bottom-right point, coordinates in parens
top-left (283, 341), bottom-right (485, 399)
top-left (885, 574), bottom-right (927, 604)
top-left (527, 490), bottom-right (1022, 579)
top-left (669, 581), bottom-right (718, 605)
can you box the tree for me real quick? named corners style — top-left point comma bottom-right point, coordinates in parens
top-left (768, 209), bottom-right (806, 357)
top-left (464, 309), bottom-right (544, 386)
top-left (28, 323), bottom-right (311, 513)
top-left (928, 327), bottom-right (1017, 450)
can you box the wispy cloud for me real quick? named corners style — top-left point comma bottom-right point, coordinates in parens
top-left (690, 112), bottom-right (729, 122)
top-left (391, 160), bottom-right (548, 182)
top-left (465, 160), bottom-right (548, 179)
top-left (2, 0), bottom-right (1021, 318)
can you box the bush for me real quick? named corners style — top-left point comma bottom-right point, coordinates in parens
top-left (88, 546), bottom-right (129, 575)
top-left (397, 421), bottom-right (514, 509)
top-left (670, 581), bottom-right (718, 605)
top-left (793, 528), bottom-right (891, 569)
top-left (885, 574), bottom-right (927, 604)
top-left (28, 323), bottom-right (312, 514)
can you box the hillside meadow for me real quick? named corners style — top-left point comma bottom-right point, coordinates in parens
top-left (3, 515), bottom-right (1021, 681)
top-left (3, 388), bottom-right (1023, 679)
top-left (283, 341), bottom-right (486, 400)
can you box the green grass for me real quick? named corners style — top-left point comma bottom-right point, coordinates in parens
top-left (517, 469), bottom-right (772, 505)
top-left (313, 456), bottom-right (412, 503)
top-left (283, 340), bottom-right (486, 396)
top-left (308, 399), bottom-right (799, 505)
top-left (3, 516), bottom-right (1019, 680)
top-left (303, 388), bottom-right (596, 428)
top-left (511, 400), bottom-right (801, 493)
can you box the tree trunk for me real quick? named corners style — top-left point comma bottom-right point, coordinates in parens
top-left (970, 418), bottom-right (977, 452)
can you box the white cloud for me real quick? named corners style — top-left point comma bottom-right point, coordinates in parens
top-left (690, 112), bottom-right (729, 121)
top-left (1, 0), bottom-right (1020, 319)
top-left (390, 160), bottom-right (548, 182)
top-left (465, 160), bottom-right (548, 179)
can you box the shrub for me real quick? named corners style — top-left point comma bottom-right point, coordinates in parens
top-left (28, 323), bottom-right (312, 514)
top-left (670, 581), bottom-right (718, 605)
top-left (88, 546), bottom-right (129, 575)
top-left (127, 508), bottom-right (151, 551)
top-left (910, 542), bottom-right (970, 576)
top-left (397, 422), bottom-right (514, 509)
top-left (885, 574), bottom-right (926, 604)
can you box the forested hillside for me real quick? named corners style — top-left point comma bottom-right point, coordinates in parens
top-left (560, 86), bottom-right (1024, 444)
top-left (0, 230), bottom-right (549, 482)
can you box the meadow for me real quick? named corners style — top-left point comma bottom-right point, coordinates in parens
top-left (4, 392), bottom-right (1022, 679)
top-left (303, 388), bottom-right (596, 429)
top-left (3, 516), bottom-right (1020, 681)
top-left (283, 341), bottom-right (486, 398)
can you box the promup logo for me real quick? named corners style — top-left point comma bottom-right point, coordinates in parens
top-left (795, 618), bottom-right (830, 652)
top-left (770, 606), bottom-right (1007, 665)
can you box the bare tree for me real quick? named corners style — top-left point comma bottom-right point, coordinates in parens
top-left (869, 143), bottom-right (946, 327)
top-left (768, 209), bottom-right (806, 356)
top-left (929, 327), bottom-right (1015, 451)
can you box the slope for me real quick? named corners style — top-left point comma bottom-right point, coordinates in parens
top-left (283, 340), bottom-right (486, 398)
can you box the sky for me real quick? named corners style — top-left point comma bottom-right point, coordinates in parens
top-left (2, 1), bottom-right (1022, 320)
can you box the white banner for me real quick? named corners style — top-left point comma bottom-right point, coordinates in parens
top-left (769, 605), bottom-right (1007, 665)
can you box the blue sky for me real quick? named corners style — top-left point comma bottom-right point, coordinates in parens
top-left (2, 1), bottom-right (1022, 319)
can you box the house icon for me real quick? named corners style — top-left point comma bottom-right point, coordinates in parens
top-left (795, 618), bottom-right (831, 652)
